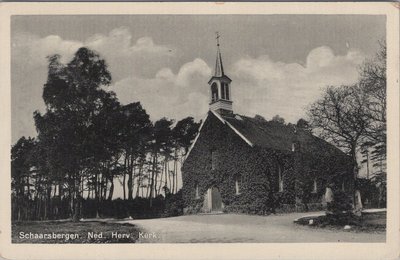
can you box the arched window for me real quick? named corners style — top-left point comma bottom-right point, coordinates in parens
top-left (235, 174), bottom-right (242, 195)
top-left (195, 184), bottom-right (200, 199)
top-left (312, 179), bottom-right (317, 193)
top-left (211, 150), bottom-right (217, 170)
top-left (220, 83), bottom-right (230, 100)
top-left (278, 165), bottom-right (284, 192)
top-left (211, 83), bottom-right (218, 102)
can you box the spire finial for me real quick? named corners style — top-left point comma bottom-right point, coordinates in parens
top-left (214, 32), bottom-right (224, 77)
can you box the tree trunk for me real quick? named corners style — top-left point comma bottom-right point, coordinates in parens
top-left (128, 156), bottom-right (134, 200)
top-left (102, 173), bottom-right (107, 200)
top-left (136, 162), bottom-right (143, 198)
top-left (123, 155), bottom-right (127, 200)
top-left (45, 184), bottom-right (51, 220)
top-left (108, 176), bottom-right (114, 201)
top-left (157, 161), bottom-right (164, 195)
top-left (174, 154), bottom-right (179, 193)
top-left (350, 144), bottom-right (359, 206)
top-left (154, 160), bottom-right (159, 197)
top-left (172, 161), bottom-right (176, 194)
top-left (99, 172), bottom-right (103, 201)
top-left (87, 183), bottom-right (91, 200)
top-left (366, 150), bottom-right (370, 179)
top-left (149, 152), bottom-right (157, 207)
top-left (72, 173), bottom-right (81, 222)
top-left (168, 163), bottom-right (172, 193)
top-left (94, 172), bottom-right (100, 218)
top-left (175, 160), bottom-right (178, 193)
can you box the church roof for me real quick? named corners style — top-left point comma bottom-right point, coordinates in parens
top-left (219, 112), bottom-right (346, 156)
top-left (185, 110), bottom-right (347, 161)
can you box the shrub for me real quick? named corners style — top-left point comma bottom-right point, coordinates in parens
top-left (164, 190), bottom-right (184, 217)
top-left (325, 190), bottom-right (358, 225)
top-left (328, 190), bottom-right (353, 213)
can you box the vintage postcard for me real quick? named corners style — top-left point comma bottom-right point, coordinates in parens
top-left (0, 2), bottom-right (399, 260)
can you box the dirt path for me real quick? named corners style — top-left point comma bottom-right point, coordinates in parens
top-left (116, 212), bottom-right (385, 243)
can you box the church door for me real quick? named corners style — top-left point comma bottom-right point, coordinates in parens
top-left (211, 187), bottom-right (222, 211)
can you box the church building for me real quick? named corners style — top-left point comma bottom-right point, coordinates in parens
top-left (181, 38), bottom-right (354, 214)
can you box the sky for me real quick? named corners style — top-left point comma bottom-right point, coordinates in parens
top-left (11, 15), bottom-right (386, 144)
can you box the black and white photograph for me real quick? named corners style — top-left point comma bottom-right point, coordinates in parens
top-left (0, 2), bottom-right (399, 260)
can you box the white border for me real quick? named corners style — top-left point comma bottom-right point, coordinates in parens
top-left (0, 3), bottom-right (398, 260)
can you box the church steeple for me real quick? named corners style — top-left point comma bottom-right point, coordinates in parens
top-left (208, 32), bottom-right (233, 115)
top-left (214, 32), bottom-right (224, 77)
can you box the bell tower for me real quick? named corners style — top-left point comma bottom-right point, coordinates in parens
top-left (208, 32), bottom-right (233, 115)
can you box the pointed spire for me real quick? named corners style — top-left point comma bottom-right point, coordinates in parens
top-left (214, 32), bottom-right (224, 77)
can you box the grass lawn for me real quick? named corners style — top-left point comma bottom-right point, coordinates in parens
top-left (12, 220), bottom-right (141, 243)
top-left (294, 212), bottom-right (386, 234)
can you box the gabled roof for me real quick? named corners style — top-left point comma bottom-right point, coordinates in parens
top-left (220, 113), bottom-right (346, 156)
top-left (184, 111), bottom-right (253, 161)
top-left (185, 111), bottom-right (346, 161)
top-left (211, 111), bottom-right (254, 147)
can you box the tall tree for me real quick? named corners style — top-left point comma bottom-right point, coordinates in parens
top-left (307, 84), bottom-right (370, 178)
top-left (359, 41), bottom-right (386, 166)
top-left (34, 47), bottom-right (114, 221)
top-left (359, 40), bottom-right (386, 205)
top-left (91, 92), bottom-right (122, 205)
top-left (149, 118), bottom-right (174, 205)
top-left (173, 117), bottom-right (200, 155)
top-left (11, 137), bottom-right (36, 220)
top-left (171, 117), bottom-right (200, 193)
top-left (120, 102), bottom-right (152, 200)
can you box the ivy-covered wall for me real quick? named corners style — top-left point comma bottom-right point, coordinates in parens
top-left (182, 112), bottom-right (354, 214)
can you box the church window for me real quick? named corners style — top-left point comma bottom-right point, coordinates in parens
top-left (292, 143), bottom-right (295, 152)
top-left (220, 83), bottom-right (230, 100)
top-left (312, 179), bottom-right (317, 193)
top-left (211, 83), bottom-right (218, 102)
top-left (211, 150), bottom-right (217, 170)
top-left (195, 184), bottom-right (200, 199)
top-left (235, 174), bottom-right (242, 195)
top-left (278, 165), bottom-right (284, 192)
top-left (221, 83), bottom-right (226, 99)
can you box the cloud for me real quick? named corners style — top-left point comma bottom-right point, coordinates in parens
top-left (12, 33), bottom-right (82, 67)
top-left (12, 27), bottom-right (174, 80)
top-left (84, 27), bottom-right (174, 79)
top-left (111, 58), bottom-right (211, 122)
top-left (11, 27), bottom-right (366, 142)
top-left (230, 46), bottom-right (365, 123)
top-left (110, 46), bottom-right (364, 126)
top-left (11, 27), bottom-right (176, 142)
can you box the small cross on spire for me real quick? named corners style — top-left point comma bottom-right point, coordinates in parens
top-left (216, 31), bottom-right (220, 46)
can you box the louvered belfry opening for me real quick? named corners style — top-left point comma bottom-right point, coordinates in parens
top-left (208, 33), bottom-right (233, 115)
